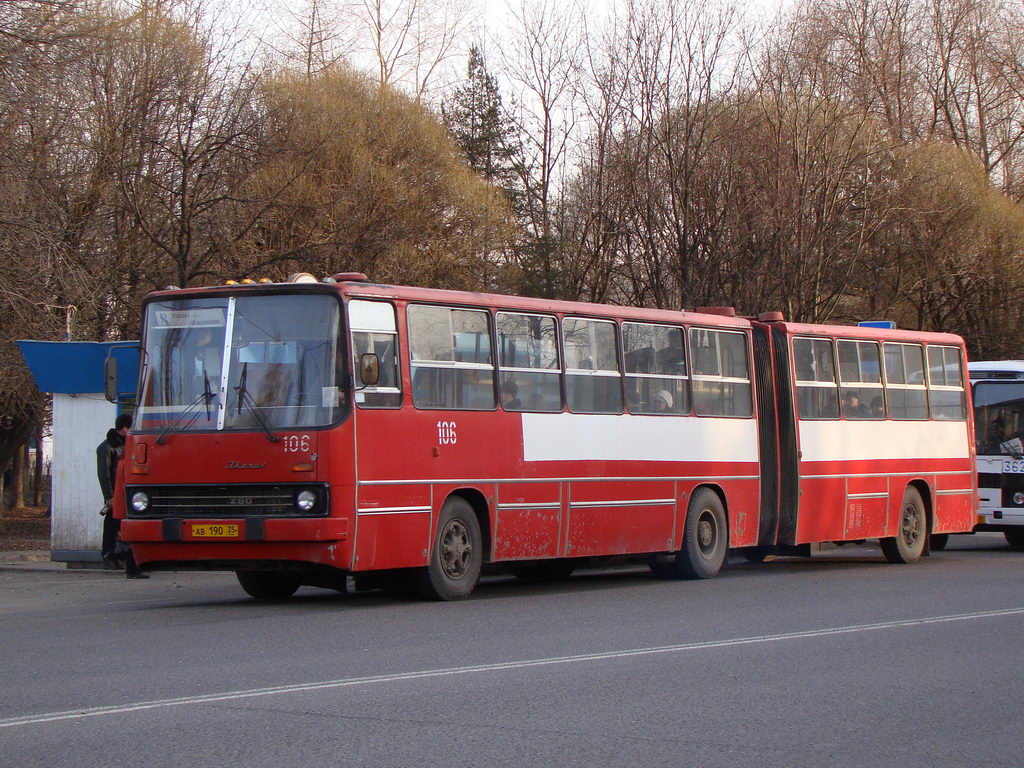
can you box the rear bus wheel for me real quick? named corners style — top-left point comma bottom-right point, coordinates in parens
top-left (881, 487), bottom-right (927, 564)
top-left (235, 571), bottom-right (301, 600)
top-left (651, 488), bottom-right (728, 580)
top-left (414, 497), bottom-right (483, 601)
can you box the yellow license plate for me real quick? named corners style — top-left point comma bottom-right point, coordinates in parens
top-left (191, 523), bottom-right (240, 538)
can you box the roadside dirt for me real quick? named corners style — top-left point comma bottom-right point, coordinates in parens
top-left (0, 507), bottom-right (50, 551)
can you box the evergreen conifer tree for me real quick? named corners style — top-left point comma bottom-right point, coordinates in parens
top-left (443, 46), bottom-right (525, 215)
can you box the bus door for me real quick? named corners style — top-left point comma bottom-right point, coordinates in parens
top-left (349, 299), bottom-right (430, 571)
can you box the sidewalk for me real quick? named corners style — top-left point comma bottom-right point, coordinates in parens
top-left (0, 549), bottom-right (97, 573)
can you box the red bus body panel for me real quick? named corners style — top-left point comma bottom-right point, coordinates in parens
top-left (117, 282), bottom-right (977, 575)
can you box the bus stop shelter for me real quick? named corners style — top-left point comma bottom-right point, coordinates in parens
top-left (17, 340), bottom-right (138, 564)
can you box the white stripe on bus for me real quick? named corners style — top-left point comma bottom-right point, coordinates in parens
top-left (356, 507), bottom-right (431, 516)
top-left (568, 499), bottom-right (676, 509)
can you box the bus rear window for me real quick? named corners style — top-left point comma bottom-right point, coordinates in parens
top-left (927, 346), bottom-right (966, 420)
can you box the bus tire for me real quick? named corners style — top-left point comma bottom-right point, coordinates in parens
top-left (881, 487), bottom-right (927, 564)
top-left (235, 571), bottom-right (301, 600)
top-left (512, 559), bottom-right (576, 581)
top-left (414, 497), bottom-right (482, 601)
top-left (1004, 529), bottom-right (1024, 548)
top-left (675, 488), bottom-right (728, 579)
top-left (930, 533), bottom-right (949, 551)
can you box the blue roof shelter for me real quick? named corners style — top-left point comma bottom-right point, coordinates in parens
top-left (16, 340), bottom-right (139, 565)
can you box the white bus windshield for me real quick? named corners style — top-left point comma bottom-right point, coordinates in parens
top-left (137, 293), bottom-right (344, 432)
top-left (974, 380), bottom-right (1024, 456)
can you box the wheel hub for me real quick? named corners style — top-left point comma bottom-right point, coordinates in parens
top-left (901, 505), bottom-right (921, 545)
top-left (697, 510), bottom-right (717, 556)
top-left (440, 520), bottom-right (471, 579)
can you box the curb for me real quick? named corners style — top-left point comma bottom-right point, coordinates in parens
top-left (0, 552), bottom-right (121, 574)
top-left (0, 563), bottom-right (73, 573)
top-left (0, 562), bottom-right (130, 574)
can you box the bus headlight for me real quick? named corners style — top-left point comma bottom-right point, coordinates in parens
top-left (296, 490), bottom-right (317, 512)
top-left (131, 491), bottom-right (150, 513)
top-left (1013, 492), bottom-right (1024, 505)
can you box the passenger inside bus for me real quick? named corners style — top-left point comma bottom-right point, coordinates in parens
top-left (653, 389), bottom-right (673, 412)
top-left (842, 391), bottom-right (868, 418)
top-left (500, 380), bottom-right (522, 409)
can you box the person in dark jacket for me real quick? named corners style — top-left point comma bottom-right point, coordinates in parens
top-left (98, 413), bottom-right (147, 578)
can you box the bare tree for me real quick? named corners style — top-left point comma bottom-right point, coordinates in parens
top-left (497, 0), bottom-right (583, 297)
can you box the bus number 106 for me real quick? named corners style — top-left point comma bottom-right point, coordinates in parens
top-left (437, 421), bottom-right (457, 445)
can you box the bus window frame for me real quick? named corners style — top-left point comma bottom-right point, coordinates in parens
top-left (687, 326), bottom-right (754, 419)
top-left (495, 309), bottom-right (563, 413)
top-left (407, 302), bottom-right (498, 412)
top-left (792, 336), bottom-right (840, 421)
top-left (348, 298), bottom-right (403, 410)
top-left (561, 315), bottom-right (624, 415)
top-left (836, 338), bottom-right (886, 421)
top-left (926, 344), bottom-right (968, 421)
top-left (883, 341), bottom-right (929, 421)
top-left (622, 320), bottom-right (690, 417)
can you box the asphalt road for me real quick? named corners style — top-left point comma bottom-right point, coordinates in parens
top-left (2, 534), bottom-right (1022, 768)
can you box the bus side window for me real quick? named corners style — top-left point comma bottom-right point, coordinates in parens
top-left (927, 345), bottom-right (967, 420)
top-left (349, 300), bottom-right (402, 408)
top-left (689, 328), bottom-right (752, 417)
top-left (623, 322), bottom-right (688, 415)
top-left (563, 317), bottom-right (623, 414)
top-left (837, 340), bottom-right (884, 419)
top-left (793, 337), bottom-right (839, 420)
top-left (884, 343), bottom-right (928, 420)
top-left (408, 304), bottom-right (495, 410)
top-left (496, 312), bottom-right (561, 412)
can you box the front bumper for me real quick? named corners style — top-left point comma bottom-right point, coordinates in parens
top-left (121, 517), bottom-right (349, 569)
top-left (122, 516), bottom-right (347, 543)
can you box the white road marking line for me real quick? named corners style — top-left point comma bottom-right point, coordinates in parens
top-left (11, 579), bottom-right (116, 586)
top-left (3, 606), bottom-right (1022, 729)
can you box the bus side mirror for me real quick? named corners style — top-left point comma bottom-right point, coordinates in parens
top-left (104, 356), bottom-right (118, 403)
top-left (359, 353), bottom-right (380, 387)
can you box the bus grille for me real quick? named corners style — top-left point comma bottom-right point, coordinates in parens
top-left (978, 473), bottom-right (1002, 488)
top-left (125, 484), bottom-right (328, 518)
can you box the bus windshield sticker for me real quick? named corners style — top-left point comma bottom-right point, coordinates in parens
top-left (152, 307), bottom-right (226, 329)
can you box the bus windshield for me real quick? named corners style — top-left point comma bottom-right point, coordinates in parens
top-left (974, 380), bottom-right (1024, 456)
top-left (136, 293), bottom-right (344, 432)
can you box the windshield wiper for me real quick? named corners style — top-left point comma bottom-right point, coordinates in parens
top-left (233, 362), bottom-right (279, 443)
top-left (156, 377), bottom-right (218, 446)
top-left (1000, 440), bottom-right (1024, 460)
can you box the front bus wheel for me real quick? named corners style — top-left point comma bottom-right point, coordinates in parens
top-left (235, 571), bottom-right (302, 600)
top-left (1004, 529), bottom-right (1024, 548)
top-left (414, 497), bottom-right (483, 601)
top-left (881, 487), bottom-right (927, 564)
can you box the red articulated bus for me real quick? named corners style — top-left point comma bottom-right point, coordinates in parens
top-left (115, 272), bottom-right (977, 600)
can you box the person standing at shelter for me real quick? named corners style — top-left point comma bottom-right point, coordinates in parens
top-left (97, 413), bottom-right (148, 578)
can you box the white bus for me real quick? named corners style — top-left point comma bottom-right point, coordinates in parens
top-left (967, 360), bottom-right (1024, 548)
